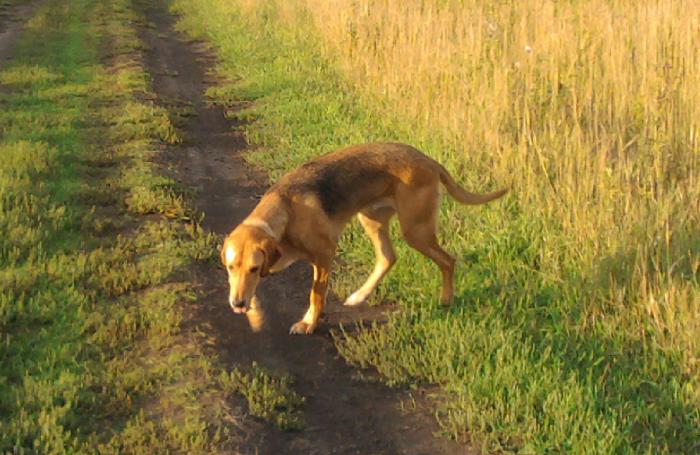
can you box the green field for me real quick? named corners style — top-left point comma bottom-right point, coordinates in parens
top-left (0, 0), bottom-right (235, 451)
top-left (171, 0), bottom-right (700, 453)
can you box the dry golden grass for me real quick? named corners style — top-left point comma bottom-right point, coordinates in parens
top-left (280, 0), bottom-right (700, 374)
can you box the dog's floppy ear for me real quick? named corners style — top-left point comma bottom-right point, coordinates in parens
top-left (260, 241), bottom-right (281, 277)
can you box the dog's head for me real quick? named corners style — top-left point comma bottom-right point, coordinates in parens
top-left (221, 224), bottom-right (281, 314)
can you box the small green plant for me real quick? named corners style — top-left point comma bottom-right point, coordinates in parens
top-left (220, 362), bottom-right (305, 431)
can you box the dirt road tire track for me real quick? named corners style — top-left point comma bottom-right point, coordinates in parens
top-left (0, 1), bottom-right (42, 63)
top-left (137, 2), bottom-right (471, 453)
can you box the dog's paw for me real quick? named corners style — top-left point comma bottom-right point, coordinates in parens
top-left (343, 290), bottom-right (367, 306)
top-left (289, 321), bottom-right (315, 335)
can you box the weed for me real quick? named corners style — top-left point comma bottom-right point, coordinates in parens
top-left (220, 362), bottom-right (305, 431)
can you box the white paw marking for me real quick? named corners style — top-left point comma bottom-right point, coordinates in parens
top-left (343, 290), bottom-right (367, 306)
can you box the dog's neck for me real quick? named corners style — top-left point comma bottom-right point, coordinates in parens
top-left (243, 195), bottom-right (288, 241)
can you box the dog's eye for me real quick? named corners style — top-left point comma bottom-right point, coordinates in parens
top-left (249, 266), bottom-right (260, 274)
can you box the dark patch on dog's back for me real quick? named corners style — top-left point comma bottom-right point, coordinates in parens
top-left (270, 152), bottom-right (396, 216)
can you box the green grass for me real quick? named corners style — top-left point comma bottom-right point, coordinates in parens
top-left (171, 1), bottom-right (700, 453)
top-left (220, 362), bottom-right (305, 431)
top-left (0, 0), bottom-right (243, 452)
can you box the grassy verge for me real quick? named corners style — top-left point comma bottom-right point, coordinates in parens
top-left (171, 0), bottom-right (699, 453)
top-left (0, 0), bottom-right (247, 451)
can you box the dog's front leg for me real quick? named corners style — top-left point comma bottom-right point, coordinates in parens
top-left (289, 261), bottom-right (331, 335)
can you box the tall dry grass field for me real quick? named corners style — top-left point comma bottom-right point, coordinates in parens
top-left (297, 0), bottom-right (700, 375)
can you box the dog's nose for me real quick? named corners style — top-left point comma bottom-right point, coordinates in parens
top-left (231, 299), bottom-right (247, 313)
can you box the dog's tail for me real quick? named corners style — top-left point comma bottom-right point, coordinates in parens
top-left (438, 166), bottom-right (508, 205)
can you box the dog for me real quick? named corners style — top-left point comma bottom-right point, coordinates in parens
top-left (221, 143), bottom-right (507, 335)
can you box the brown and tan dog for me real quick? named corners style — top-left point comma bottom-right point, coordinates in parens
top-left (221, 143), bottom-right (507, 334)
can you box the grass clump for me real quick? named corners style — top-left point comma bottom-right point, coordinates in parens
top-left (220, 362), bottom-right (305, 431)
top-left (171, 0), bottom-right (700, 452)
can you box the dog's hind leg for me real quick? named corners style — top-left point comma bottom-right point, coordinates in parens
top-left (344, 206), bottom-right (397, 306)
top-left (396, 184), bottom-right (456, 304)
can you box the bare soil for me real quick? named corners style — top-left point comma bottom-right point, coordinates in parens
top-left (137, 2), bottom-right (473, 454)
top-left (0, 1), bottom-right (41, 64)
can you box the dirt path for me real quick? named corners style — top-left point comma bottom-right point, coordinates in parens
top-left (138, 2), bottom-right (471, 454)
top-left (0, 1), bottom-right (41, 63)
